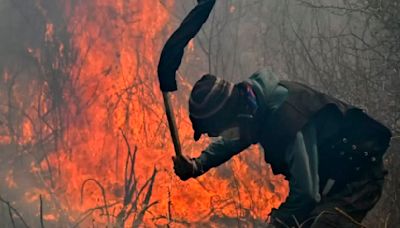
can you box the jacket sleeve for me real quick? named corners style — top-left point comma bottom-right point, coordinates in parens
top-left (157, 0), bottom-right (216, 92)
top-left (195, 138), bottom-right (251, 173)
top-left (270, 121), bottom-right (321, 226)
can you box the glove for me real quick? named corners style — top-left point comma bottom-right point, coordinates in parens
top-left (172, 155), bottom-right (203, 181)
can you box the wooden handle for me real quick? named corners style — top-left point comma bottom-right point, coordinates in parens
top-left (162, 92), bottom-right (183, 157)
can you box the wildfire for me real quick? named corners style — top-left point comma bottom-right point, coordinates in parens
top-left (1, 0), bottom-right (288, 226)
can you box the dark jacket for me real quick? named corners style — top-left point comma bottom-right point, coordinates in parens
top-left (196, 69), bottom-right (392, 225)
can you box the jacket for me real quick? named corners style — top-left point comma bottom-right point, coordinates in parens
top-left (195, 68), bottom-right (391, 225)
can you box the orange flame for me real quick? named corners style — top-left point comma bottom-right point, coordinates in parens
top-left (6, 170), bottom-right (17, 189)
top-left (0, 0), bottom-right (289, 226)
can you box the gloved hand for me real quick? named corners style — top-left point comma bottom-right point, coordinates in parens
top-left (172, 155), bottom-right (203, 181)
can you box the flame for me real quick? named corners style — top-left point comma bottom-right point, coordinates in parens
top-left (1, 0), bottom-right (289, 226)
top-left (45, 23), bottom-right (55, 42)
top-left (188, 40), bottom-right (195, 53)
top-left (25, 188), bottom-right (50, 203)
top-left (44, 214), bottom-right (58, 221)
top-left (0, 135), bottom-right (11, 145)
top-left (21, 120), bottom-right (34, 145)
top-left (6, 170), bottom-right (17, 189)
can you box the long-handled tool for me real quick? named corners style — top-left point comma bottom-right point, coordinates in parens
top-left (162, 92), bottom-right (182, 157)
top-left (157, 0), bottom-right (216, 157)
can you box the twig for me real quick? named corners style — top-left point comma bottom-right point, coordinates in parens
top-left (0, 195), bottom-right (30, 228)
top-left (72, 202), bottom-right (120, 228)
top-left (274, 217), bottom-right (291, 228)
top-left (292, 214), bottom-right (301, 228)
top-left (130, 168), bottom-right (158, 226)
top-left (151, 215), bottom-right (191, 226)
top-left (334, 207), bottom-right (367, 228)
top-left (295, 0), bottom-right (370, 15)
top-left (384, 213), bottom-right (391, 228)
top-left (80, 179), bottom-right (111, 225)
top-left (132, 201), bottom-right (160, 227)
top-left (120, 129), bottom-right (138, 207)
top-left (40, 195), bottom-right (44, 228)
top-left (167, 185), bottom-right (172, 228)
top-left (299, 210), bottom-right (334, 227)
top-left (116, 130), bottom-right (140, 226)
top-left (7, 202), bottom-right (16, 228)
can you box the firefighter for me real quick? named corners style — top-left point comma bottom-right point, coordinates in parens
top-left (172, 69), bottom-right (392, 227)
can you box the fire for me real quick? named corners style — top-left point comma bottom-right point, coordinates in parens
top-left (0, 0), bottom-right (288, 226)
top-left (5, 170), bottom-right (17, 189)
top-left (21, 120), bottom-right (34, 145)
top-left (45, 23), bottom-right (55, 42)
top-left (188, 40), bottom-right (195, 53)
top-left (43, 213), bottom-right (58, 221)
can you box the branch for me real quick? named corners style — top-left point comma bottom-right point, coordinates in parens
top-left (0, 195), bottom-right (30, 228)
top-left (80, 179), bottom-right (111, 225)
top-left (40, 195), bottom-right (44, 228)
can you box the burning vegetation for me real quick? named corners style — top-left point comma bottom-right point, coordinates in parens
top-left (0, 0), bottom-right (288, 227)
top-left (1, 0), bottom-right (399, 227)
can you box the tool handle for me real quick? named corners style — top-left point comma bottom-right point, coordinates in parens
top-left (162, 92), bottom-right (183, 157)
